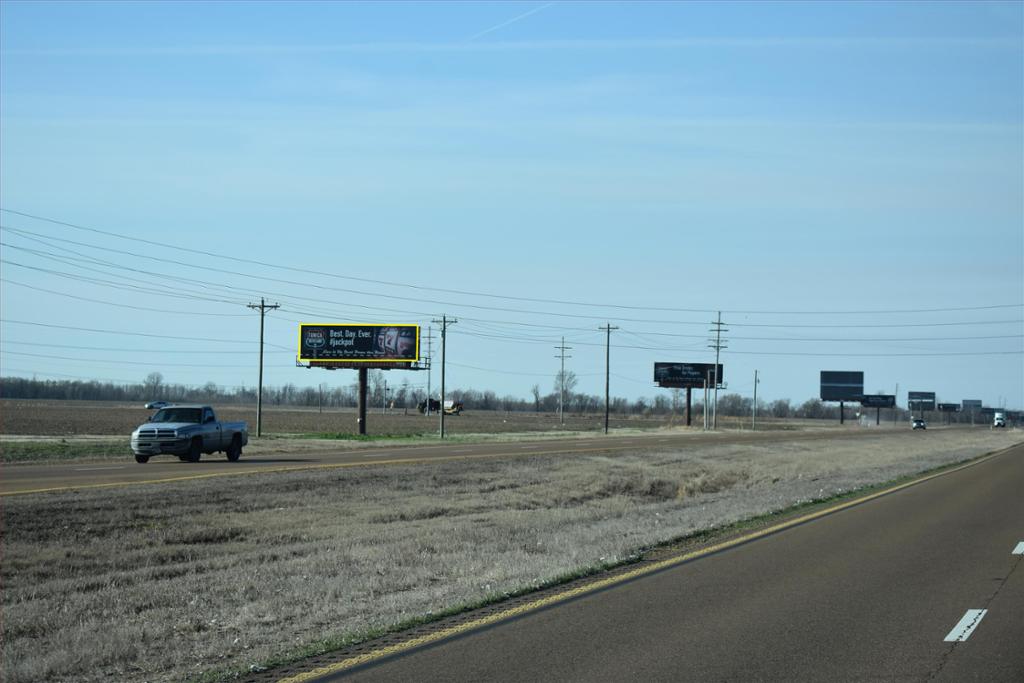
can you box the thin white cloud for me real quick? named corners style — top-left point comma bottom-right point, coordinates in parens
top-left (467, 3), bottom-right (554, 42)
top-left (4, 36), bottom-right (1018, 57)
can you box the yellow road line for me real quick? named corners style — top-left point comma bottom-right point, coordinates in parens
top-left (276, 445), bottom-right (1017, 683)
top-left (0, 443), bottom-right (668, 497)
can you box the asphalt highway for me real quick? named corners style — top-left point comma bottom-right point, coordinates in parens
top-left (2, 427), bottom-right (882, 496)
top-left (291, 443), bottom-right (1024, 682)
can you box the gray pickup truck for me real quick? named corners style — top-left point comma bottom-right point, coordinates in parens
top-left (131, 404), bottom-right (248, 464)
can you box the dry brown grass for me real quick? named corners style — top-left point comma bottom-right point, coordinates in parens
top-left (3, 428), bottom-right (1019, 682)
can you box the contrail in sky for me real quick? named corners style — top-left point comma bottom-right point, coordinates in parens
top-left (467, 3), bottom-right (554, 41)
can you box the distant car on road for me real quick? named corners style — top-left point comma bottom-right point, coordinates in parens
top-left (145, 401), bottom-right (171, 410)
top-left (911, 418), bottom-right (927, 430)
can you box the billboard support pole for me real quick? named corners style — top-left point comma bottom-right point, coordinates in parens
top-left (357, 367), bottom-right (367, 436)
top-left (840, 401), bottom-right (844, 425)
top-left (247, 297), bottom-right (280, 438)
top-left (703, 378), bottom-right (709, 431)
top-left (686, 387), bottom-right (692, 427)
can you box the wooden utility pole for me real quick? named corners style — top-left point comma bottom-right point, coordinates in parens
top-left (432, 315), bottom-right (457, 438)
top-left (600, 323), bottom-right (618, 434)
top-left (247, 297), bottom-right (279, 438)
top-left (752, 369), bottom-right (759, 430)
top-left (708, 312), bottom-right (728, 430)
top-left (555, 337), bottom-right (572, 425)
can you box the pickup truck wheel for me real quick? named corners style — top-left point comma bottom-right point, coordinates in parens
top-left (134, 454), bottom-right (149, 464)
top-left (186, 438), bottom-right (202, 463)
top-left (226, 435), bottom-right (242, 462)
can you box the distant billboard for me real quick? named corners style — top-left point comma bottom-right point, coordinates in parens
top-left (298, 324), bottom-right (420, 363)
top-left (937, 403), bottom-right (960, 412)
top-left (962, 400), bottom-right (982, 411)
top-left (820, 371), bottom-right (864, 402)
top-left (654, 363), bottom-right (724, 389)
top-left (861, 394), bottom-right (896, 408)
top-left (908, 391), bottom-right (936, 411)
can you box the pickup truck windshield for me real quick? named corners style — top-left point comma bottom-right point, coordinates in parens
top-left (151, 408), bottom-right (202, 423)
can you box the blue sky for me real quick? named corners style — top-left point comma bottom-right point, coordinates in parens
top-left (1, 1), bottom-right (1022, 409)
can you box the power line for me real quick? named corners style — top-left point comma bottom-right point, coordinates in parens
top-left (1, 349), bottom-right (286, 368)
top-left (3, 210), bottom-right (1021, 316)
top-left (6, 225), bottom-right (1022, 332)
top-left (0, 340), bottom-right (293, 354)
top-left (724, 349), bottom-right (1024, 357)
top-left (1, 276), bottom-right (251, 316)
top-left (0, 318), bottom-right (278, 344)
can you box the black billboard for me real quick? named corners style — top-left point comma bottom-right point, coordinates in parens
top-left (962, 400), bottom-right (982, 411)
top-left (908, 391), bottom-right (936, 411)
top-left (861, 394), bottom-right (896, 408)
top-left (654, 362), bottom-right (724, 388)
top-left (820, 371), bottom-right (864, 401)
top-left (937, 403), bottom-right (960, 412)
top-left (298, 324), bottom-right (420, 363)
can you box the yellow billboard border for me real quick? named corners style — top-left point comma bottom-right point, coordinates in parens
top-left (298, 323), bottom-right (421, 363)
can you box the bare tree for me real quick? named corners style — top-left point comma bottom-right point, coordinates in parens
top-left (553, 370), bottom-right (578, 396)
top-left (143, 372), bottom-right (164, 397)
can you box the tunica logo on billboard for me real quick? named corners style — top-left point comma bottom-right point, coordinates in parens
top-left (298, 324), bottom-right (420, 363)
top-left (304, 328), bottom-right (326, 349)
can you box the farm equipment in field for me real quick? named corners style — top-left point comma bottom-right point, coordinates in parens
top-left (418, 398), bottom-right (440, 414)
top-left (417, 398), bottom-right (463, 415)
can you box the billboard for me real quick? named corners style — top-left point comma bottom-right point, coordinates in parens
top-left (298, 324), bottom-right (420, 363)
top-left (861, 394), bottom-right (896, 408)
top-left (937, 403), bottom-right (960, 412)
top-left (962, 400), bottom-right (982, 411)
top-left (654, 363), bottom-right (724, 388)
top-left (908, 391), bottom-right (936, 411)
top-left (820, 371), bottom-right (864, 401)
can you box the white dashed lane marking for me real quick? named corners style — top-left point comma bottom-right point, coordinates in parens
top-left (944, 610), bottom-right (987, 642)
top-left (1013, 542), bottom-right (1024, 555)
top-left (74, 466), bottom-right (127, 471)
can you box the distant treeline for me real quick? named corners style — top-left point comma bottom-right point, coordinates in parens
top-left (0, 374), bottom-right (943, 421)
